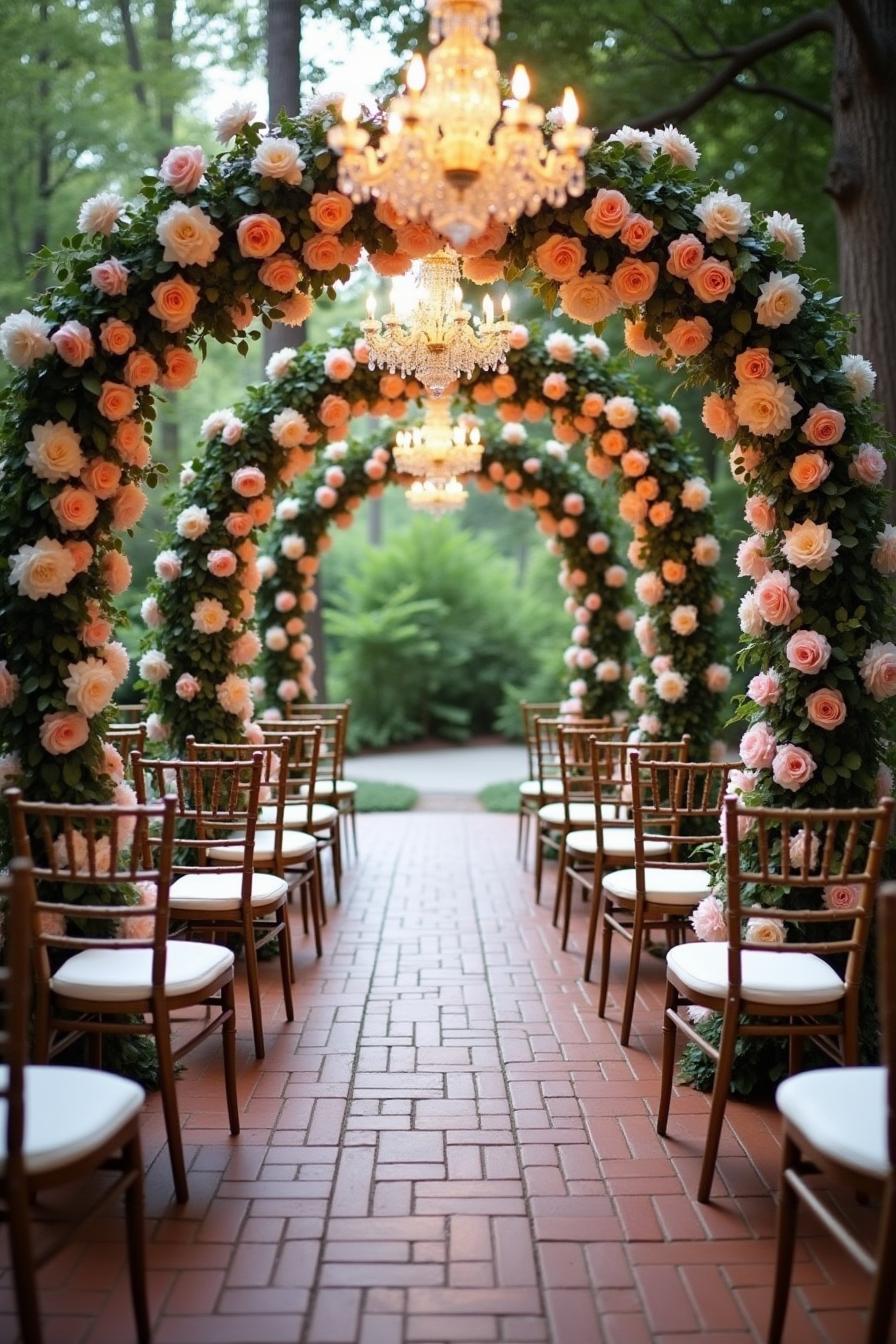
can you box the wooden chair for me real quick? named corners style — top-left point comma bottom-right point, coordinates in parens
top-left (561, 735), bottom-right (690, 980)
top-left (516, 700), bottom-right (562, 866)
top-left (532, 716), bottom-right (615, 905)
top-left (769, 879), bottom-right (896, 1344)
top-left (106, 722), bottom-right (146, 779)
top-left (6, 788), bottom-right (239, 1205)
top-left (287, 701), bottom-right (359, 857)
top-left (184, 735), bottom-right (325, 957)
top-left (597, 753), bottom-right (734, 1047)
top-left (0, 859), bottom-right (149, 1344)
top-left (133, 749), bottom-right (293, 1061)
top-left (658, 794), bottom-right (894, 1203)
top-left (256, 719), bottom-right (343, 903)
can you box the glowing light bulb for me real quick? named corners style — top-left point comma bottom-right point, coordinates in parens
top-left (561, 87), bottom-right (580, 126)
top-left (501, 293), bottom-right (511, 318)
top-left (483, 294), bottom-right (495, 325)
top-left (366, 294), bottom-right (376, 319)
top-left (407, 53), bottom-right (427, 93)
top-left (511, 65), bottom-right (531, 101)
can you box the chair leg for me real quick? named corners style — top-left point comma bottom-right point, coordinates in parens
top-left (7, 1177), bottom-right (42, 1344)
top-left (221, 978), bottom-right (240, 1138)
top-left (123, 1133), bottom-right (151, 1344)
top-left (516, 802), bottom-right (524, 860)
top-left (583, 872), bottom-right (602, 982)
top-left (597, 899), bottom-right (614, 1019)
top-left (656, 980), bottom-right (679, 1137)
top-left (242, 923), bottom-right (265, 1060)
top-left (788, 1030), bottom-right (804, 1076)
top-left (277, 913), bottom-right (295, 1022)
top-left (619, 906), bottom-right (645, 1047)
top-left (154, 1019), bottom-right (188, 1203)
top-left (349, 801), bottom-right (358, 858)
top-left (767, 1134), bottom-right (800, 1344)
top-left (551, 833), bottom-right (567, 928)
top-left (332, 826), bottom-right (343, 902)
top-left (310, 862), bottom-right (324, 958)
top-left (560, 862), bottom-right (575, 951)
top-left (697, 1006), bottom-right (739, 1203)
top-left (534, 823), bottom-right (544, 904)
top-left (867, 1184), bottom-right (896, 1344)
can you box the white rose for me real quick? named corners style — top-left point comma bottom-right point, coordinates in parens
top-left (266, 347), bottom-right (298, 380)
top-left (156, 202), bottom-right (222, 268)
top-left (694, 189), bottom-right (751, 242)
top-left (200, 407), bottom-right (235, 440)
top-left (764, 210), bottom-right (805, 261)
top-left (276, 500), bottom-right (300, 522)
top-left (251, 136), bottom-right (305, 184)
top-left (138, 649), bottom-right (171, 683)
top-left (605, 125), bottom-right (655, 164)
top-left (9, 537), bottom-right (76, 600)
top-left (25, 420), bottom-right (84, 481)
top-left (176, 505), bottom-right (211, 540)
top-left (651, 124), bottom-right (699, 169)
top-left (0, 310), bottom-right (53, 369)
top-left (656, 403), bottom-right (681, 435)
top-left (841, 353), bottom-right (876, 402)
top-left (755, 271), bottom-right (805, 329)
top-left (214, 98), bottom-right (257, 143)
top-left (77, 191), bottom-right (124, 235)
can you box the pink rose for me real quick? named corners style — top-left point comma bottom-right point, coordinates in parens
top-left (51, 320), bottom-right (94, 367)
top-left (736, 534), bottom-right (770, 580)
top-left (803, 403), bottom-right (846, 447)
top-left (159, 144), bottom-right (205, 194)
top-left (859, 641), bottom-right (896, 701)
top-left (175, 672), bottom-right (201, 701)
top-left (666, 234), bottom-right (704, 278)
top-left (823, 884), bottom-right (861, 911)
top-left (89, 257), bottom-right (129, 296)
top-left (225, 512), bottom-right (253, 538)
top-left (702, 393), bottom-right (738, 440)
top-left (850, 443), bottom-right (886, 486)
top-left (690, 894), bottom-right (727, 942)
top-left (745, 493), bottom-right (776, 534)
top-left (785, 629), bottom-right (831, 675)
top-left (753, 569), bottom-right (800, 627)
top-left (772, 743), bottom-right (817, 791)
top-left (208, 548), bottom-right (237, 578)
top-left (805, 687), bottom-right (846, 729)
top-left (232, 466), bottom-right (266, 498)
top-left (740, 721), bottom-right (777, 769)
top-left (315, 485), bottom-right (338, 509)
top-left (747, 669), bottom-right (781, 707)
top-left (39, 710), bottom-right (89, 756)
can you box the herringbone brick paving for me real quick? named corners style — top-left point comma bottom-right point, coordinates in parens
top-left (0, 811), bottom-right (878, 1342)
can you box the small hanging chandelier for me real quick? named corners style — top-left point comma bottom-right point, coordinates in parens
top-left (362, 248), bottom-right (511, 396)
top-left (327, 0), bottom-right (593, 248)
top-left (406, 476), bottom-right (468, 516)
top-left (394, 395), bottom-right (483, 479)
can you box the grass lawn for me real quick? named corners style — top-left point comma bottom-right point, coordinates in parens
top-left (354, 780), bottom-right (419, 811)
top-left (477, 780), bottom-right (521, 813)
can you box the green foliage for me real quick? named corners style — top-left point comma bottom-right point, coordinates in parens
top-left (326, 520), bottom-right (539, 748)
top-left (477, 780), bottom-right (522, 813)
top-left (678, 1016), bottom-right (788, 1098)
top-left (354, 779), bottom-right (418, 811)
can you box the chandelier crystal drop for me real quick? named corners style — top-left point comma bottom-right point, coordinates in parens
top-left (327, 0), bottom-right (593, 248)
top-left (394, 395), bottom-right (483, 479)
top-left (362, 248), bottom-right (512, 396)
top-left (405, 476), bottom-right (469, 517)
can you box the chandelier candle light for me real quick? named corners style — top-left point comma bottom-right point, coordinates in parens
top-left (394, 395), bottom-right (483, 479)
top-left (362, 248), bottom-right (512, 395)
top-left (328, 0), bottom-right (593, 247)
top-left (405, 476), bottom-right (468, 516)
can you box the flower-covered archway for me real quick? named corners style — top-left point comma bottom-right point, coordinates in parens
top-left (137, 324), bottom-right (726, 752)
top-left (0, 101), bottom-right (891, 827)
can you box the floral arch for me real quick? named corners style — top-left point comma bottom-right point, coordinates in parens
top-left (0, 102), bottom-right (892, 829)
top-left (138, 324), bottom-right (726, 753)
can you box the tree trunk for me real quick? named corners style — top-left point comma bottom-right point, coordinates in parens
top-left (827, 0), bottom-right (896, 512)
top-left (367, 496), bottom-right (383, 546)
top-left (154, 0), bottom-right (176, 156)
top-left (30, 1), bottom-right (51, 290)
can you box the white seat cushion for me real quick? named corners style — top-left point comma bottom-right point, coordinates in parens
top-left (603, 866), bottom-right (712, 907)
top-left (304, 780), bottom-right (357, 797)
top-left (170, 870), bottom-right (288, 912)
top-left (566, 829), bottom-right (669, 858)
top-left (50, 940), bottom-right (235, 1003)
top-left (519, 779), bottom-right (564, 799)
top-left (208, 829), bottom-right (317, 863)
top-left (0, 1065), bottom-right (144, 1175)
top-left (666, 941), bottom-right (845, 1007)
top-left (776, 1067), bottom-right (891, 1179)
top-left (538, 801), bottom-right (625, 826)
top-left (258, 803), bottom-right (337, 829)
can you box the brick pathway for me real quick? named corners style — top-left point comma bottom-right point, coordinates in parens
top-left (2, 812), bottom-right (875, 1343)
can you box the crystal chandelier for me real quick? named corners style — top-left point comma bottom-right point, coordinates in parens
top-left (394, 395), bottom-right (483, 478)
top-left (406, 476), bottom-right (468, 516)
top-left (363, 248), bottom-right (511, 396)
top-left (327, 0), bottom-right (593, 248)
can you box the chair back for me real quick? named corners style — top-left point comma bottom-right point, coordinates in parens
top-left (0, 860), bottom-right (35, 1190)
top-left (722, 796), bottom-right (894, 998)
top-left (5, 790), bottom-right (177, 992)
top-left (556, 723), bottom-right (622, 810)
top-left (521, 702), bottom-right (562, 777)
top-left (264, 715), bottom-right (340, 790)
top-left (106, 723), bottom-right (147, 777)
top-left (534, 717), bottom-right (610, 795)
top-left (286, 702), bottom-right (351, 779)
top-left (133, 750), bottom-right (268, 880)
top-left (628, 753), bottom-right (735, 878)
top-left (590, 736), bottom-right (691, 843)
top-left (878, 882), bottom-right (896, 1166)
top-left (110, 702), bottom-right (146, 724)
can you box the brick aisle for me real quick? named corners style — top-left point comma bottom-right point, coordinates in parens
top-left (0, 811), bottom-right (875, 1344)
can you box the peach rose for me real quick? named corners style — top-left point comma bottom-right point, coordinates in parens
top-left (806, 687), bottom-right (846, 729)
top-left (114, 419), bottom-right (149, 467)
top-left (159, 144), bottom-right (205, 194)
top-left (534, 233), bottom-right (586, 281)
top-left (756, 270), bottom-right (805, 328)
top-left (584, 188), bottom-right (631, 237)
top-left (462, 254), bottom-right (505, 284)
top-left (745, 494), bottom-right (776, 534)
top-left (782, 518), bottom-right (840, 571)
top-left (51, 320), bottom-right (94, 367)
top-left (735, 347), bottom-right (774, 382)
top-left (772, 743), bottom-right (817, 791)
top-left (559, 273), bottom-right (619, 324)
top-left (251, 135), bottom-right (303, 184)
top-left (63, 656), bottom-right (116, 718)
top-left (661, 559), bottom-right (687, 584)
top-left (619, 212), bottom-right (656, 252)
top-left (754, 569), bottom-right (800, 626)
top-left (98, 318), bottom-right (136, 356)
top-left (96, 380), bottom-right (137, 422)
top-left (319, 394), bottom-right (350, 427)
top-left (247, 496), bottom-right (273, 526)
top-left (701, 393), bottom-right (738, 440)
top-left (50, 486), bottom-right (98, 532)
top-left (733, 377), bottom-right (799, 437)
top-left (542, 372), bottom-right (568, 401)
top-left (301, 233), bottom-right (342, 271)
top-left (236, 213), bottom-right (285, 258)
top-left (159, 345), bottom-right (199, 392)
top-left (25, 421), bottom-right (84, 482)
top-left (39, 710), bottom-right (89, 756)
top-left (624, 318), bottom-right (662, 356)
top-left (9, 537), bottom-right (76, 599)
top-left (369, 249), bottom-right (412, 277)
top-left (123, 349), bottom-right (160, 388)
top-left (611, 258), bottom-right (659, 304)
top-left (745, 918), bottom-right (786, 946)
top-left (740, 721), bottom-right (777, 769)
top-left (309, 190), bottom-right (353, 233)
top-left (689, 258), bottom-right (734, 303)
top-left (81, 458), bottom-right (121, 499)
top-left (736, 534), bottom-right (771, 581)
top-left (393, 221), bottom-right (440, 259)
top-left (789, 450), bottom-right (831, 492)
top-left (785, 630), bottom-right (831, 675)
top-left (859, 641), bottom-right (896, 701)
top-left (665, 316), bottom-right (711, 358)
top-left (65, 540), bottom-right (93, 574)
top-left (600, 428), bottom-right (626, 457)
top-left (666, 233), bottom-right (704, 278)
top-left (649, 500), bottom-right (673, 527)
top-left (149, 275), bottom-right (200, 332)
top-left (803, 403), bottom-right (846, 447)
top-left (259, 252), bottom-right (303, 292)
top-left (111, 483), bottom-right (148, 530)
top-left (101, 549), bottom-right (132, 594)
top-left (225, 512), bottom-right (252, 538)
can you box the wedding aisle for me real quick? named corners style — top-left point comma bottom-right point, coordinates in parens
top-left (5, 812), bottom-right (869, 1344)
